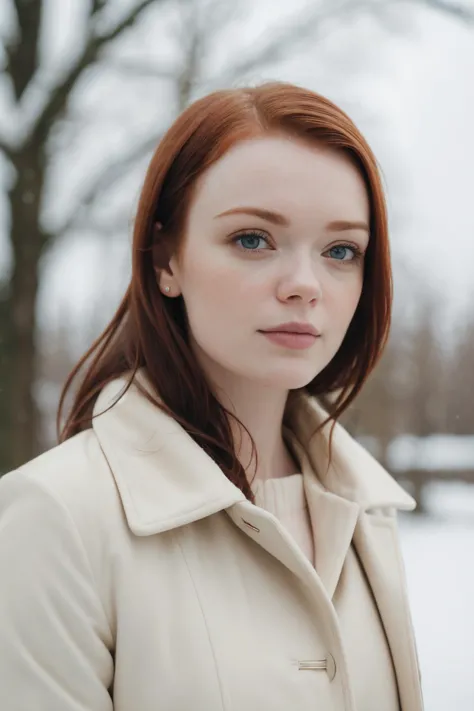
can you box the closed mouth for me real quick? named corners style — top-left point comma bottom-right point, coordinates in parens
top-left (259, 323), bottom-right (320, 337)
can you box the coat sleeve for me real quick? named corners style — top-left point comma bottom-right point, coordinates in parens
top-left (0, 471), bottom-right (114, 711)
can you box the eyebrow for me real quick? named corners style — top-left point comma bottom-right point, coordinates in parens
top-left (214, 207), bottom-right (369, 233)
top-left (216, 207), bottom-right (289, 226)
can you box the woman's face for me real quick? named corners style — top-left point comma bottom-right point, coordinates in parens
top-left (163, 134), bottom-right (370, 393)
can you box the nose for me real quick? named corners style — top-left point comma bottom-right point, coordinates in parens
top-left (276, 259), bottom-right (322, 305)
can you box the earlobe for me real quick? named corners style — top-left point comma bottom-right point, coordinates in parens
top-left (151, 224), bottom-right (180, 296)
top-left (156, 271), bottom-right (179, 297)
top-left (162, 285), bottom-right (180, 297)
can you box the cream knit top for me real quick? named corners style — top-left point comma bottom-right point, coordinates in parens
top-left (252, 453), bottom-right (400, 711)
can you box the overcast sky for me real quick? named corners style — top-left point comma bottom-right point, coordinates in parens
top-left (384, 7), bottom-right (474, 326)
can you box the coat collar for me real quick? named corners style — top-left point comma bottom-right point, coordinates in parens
top-left (92, 370), bottom-right (415, 536)
top-left (283, 391), bottom-right (416, 513)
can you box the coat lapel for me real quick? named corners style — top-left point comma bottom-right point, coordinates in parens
top-left (352, 513), bottom-right (424, 711)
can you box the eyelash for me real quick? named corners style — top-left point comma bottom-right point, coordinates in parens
top-left (232, 230), bottom-right (365, 263)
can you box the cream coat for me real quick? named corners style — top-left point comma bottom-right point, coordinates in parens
top-left (0, 374), bottom-right (424, 711)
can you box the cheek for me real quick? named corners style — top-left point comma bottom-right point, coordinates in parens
top-left (326, 273), bottom-right (363, 324)
top-left (180, 254), bottom-right (260, 328)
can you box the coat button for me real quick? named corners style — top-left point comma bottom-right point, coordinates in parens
top-left (326, 653), bottom-right (336, 681)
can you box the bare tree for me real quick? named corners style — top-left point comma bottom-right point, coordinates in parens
top-left (341, 318), bottom-right (412, 465)
top-left (0, 0), bottom-right (165, 473)
top-left (346, 285), bottom-right (453, 439)
top-left (0, 0), bottom-right (473, 474)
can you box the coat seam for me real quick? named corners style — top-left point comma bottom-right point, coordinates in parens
top-left (174, 532), bottom-right (228, 711)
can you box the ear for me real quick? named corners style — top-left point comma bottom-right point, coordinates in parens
top-left (151, 222), bottom-right (180, 296)
top-left (151, 222), bottom-right (181, 297)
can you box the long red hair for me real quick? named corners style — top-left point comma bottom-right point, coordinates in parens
top-left (57, 82), bottom-right (392, 502)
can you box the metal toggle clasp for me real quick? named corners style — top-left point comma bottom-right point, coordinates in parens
top-left (298, 660), bottom-right (327, 670)
top-left (297, 653), bottom-right (336, 681)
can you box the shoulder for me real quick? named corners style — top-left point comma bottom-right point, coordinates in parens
top-left (1, 429), bottom-right (121, 525)
top-left (0, 431), bottom-right (126, 595)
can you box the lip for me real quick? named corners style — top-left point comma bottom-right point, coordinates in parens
top-left (260, 322), bottom-right (320, 337)
top-left (259, 331), bottom-right (319, 350)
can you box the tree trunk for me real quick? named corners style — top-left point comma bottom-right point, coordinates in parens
top-left (0, 145), bottom-right (46, 474)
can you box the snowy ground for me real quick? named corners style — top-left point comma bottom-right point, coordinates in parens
top-left (398, 482), bottom-right (474, 709)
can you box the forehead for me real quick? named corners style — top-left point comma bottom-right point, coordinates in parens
top-left (188, 134), bottom-right (369, 222)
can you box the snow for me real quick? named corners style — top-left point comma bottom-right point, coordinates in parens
top-left (399, 482), bottom-right (474, 708)
top-left (388, 434), bottom-right (474, 472)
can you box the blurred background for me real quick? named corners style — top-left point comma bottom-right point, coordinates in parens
top-left (0, 0), bottom-right (473, 705)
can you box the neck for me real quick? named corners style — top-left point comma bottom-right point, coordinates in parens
top-left (213, 379), bottom-right (299, 483)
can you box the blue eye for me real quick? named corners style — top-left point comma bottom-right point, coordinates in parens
top-left (327, 244), bottom-right (363, 262)
top-left (233, 231), bottom-right (270, 252)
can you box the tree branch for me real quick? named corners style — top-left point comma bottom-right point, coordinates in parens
top-left (53, 130), bottom-right (164, 239)
top-left (207, 0), bottom-right (474, 89)
top-left (4, 0), bottom-right (43, 100)
top-left (103, 57), bottom-right (179, 81)
top-left (31, 0), bottom-right (164, 146)
top-left (175, 2), bottom-right (205, 111)
top-left (204, 0), bottom-right (378, 88)
top-left (100, 0), bottom-right (243, 87)
top-left (0, 134), bottom-right (13, 159)
top-left (55, 211), bottom-right (134, 241)
top-left (412, 0), bottom-right (474, 22)
top-left (52, 0), bottom-right (210, 240)
top-left (90, 0), bottom-right (109, 19)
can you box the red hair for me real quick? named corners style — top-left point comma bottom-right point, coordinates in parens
top-left (57, 82), bottom-right (391, 502)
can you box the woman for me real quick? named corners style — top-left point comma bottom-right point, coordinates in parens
top-left (0, 82), bottom-right (424, 710)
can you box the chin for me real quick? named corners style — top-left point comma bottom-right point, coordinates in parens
top-left (251, 367), bottom-right (319, 391)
